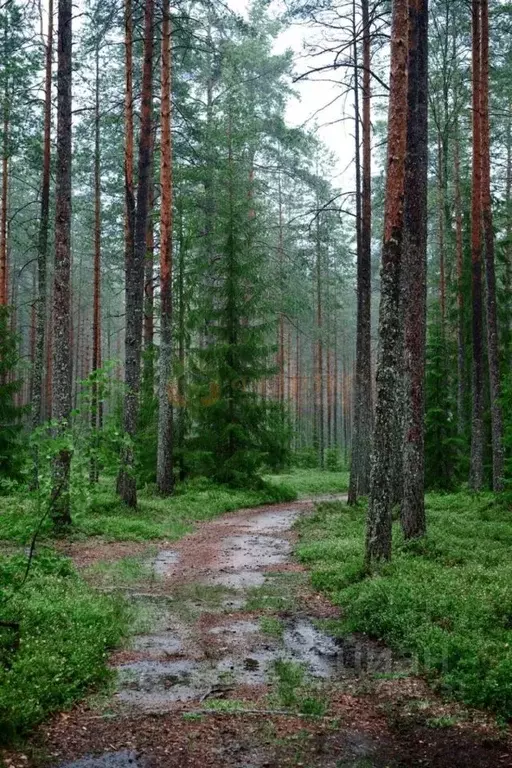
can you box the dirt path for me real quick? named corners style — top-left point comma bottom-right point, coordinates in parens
top-left (6, 498), bottom-right (511, 767)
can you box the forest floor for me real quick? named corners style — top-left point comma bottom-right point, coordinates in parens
top-left (2, 494), bottom-right (511, 767)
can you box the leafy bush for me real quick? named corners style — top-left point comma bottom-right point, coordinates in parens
top-left (0, 550), bottom-right (127, 741)
top-left (324, 448), bottom-right (345, 472)
top-left (296, 493), bottom-right (512, 718)
top-left (291, 448), bottom-right (320, 469)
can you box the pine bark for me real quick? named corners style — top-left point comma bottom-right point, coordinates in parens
top-left (144, 178), bottom-right (155, 353)
top-left (348, 0), bottom-right (373, 503)
top-left (505, 113), bottom-right (511, 367)
top-left (142, 165), bottom-right (155, 394)
top-left (157, 0), bottom-right (174, 495)
top-left (480, 0), bottom-right (504, 492)
top-left (118, 0), bottom-right (154, 507)
top-left (366, 0), bottom-right (409, 564)
top-left (454, 125), bottom-right (465, 436)
top-left (0, 22), bottom-right (9, 308)
top-left (315, 211), bottom-right (324, 469)
top-left (90, 41), bottom-right (102, 484)
top-left (116, 0), bottom-right (133, 499)
top-left (401, 0), bottom-right (428, 540)
top-left (51, 0), bottom-right (73, 526)
top-left (469, 0), bottom-right (484, 491)
top-left (31, 0), bottom-right (53, 483)
top-left (437, 132), bottom-right (446, 330)
top-left (278, 174), bottom-right (285, 408)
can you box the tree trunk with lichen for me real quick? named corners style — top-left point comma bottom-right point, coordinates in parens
top-left (454, 125), bottom-right (465, 436)
top-left (469, 0), bottom-right (484, 492)
top-left (348, 0), bottom-right (373, 504)
top-left (0, 22), bottom-right (9, 308)
top-left (51, 0), bottom-right (73, 527)
top-left (480, 0), bottom-right (504, 492)
top-left (157, 0), bottom-right (174, 496)
top-left (117, 0), bottom-right (154, 507)
top-left (90, 41), bottom-right (102, 484)
top-left (31, 0), bottom-right (53, 487)
top-left (366, 0), bottom-right (409, 565)
top-left (401, 0), bottom-right (428, 540)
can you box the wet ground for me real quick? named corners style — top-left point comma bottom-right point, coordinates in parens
top-left (4, 497), bottom-right (512, 767)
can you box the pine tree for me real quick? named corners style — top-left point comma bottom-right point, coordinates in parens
top-left (156, 0), bottom-right (174, 496)
top-left (470, 0), bottom-right (485, 491)
top-left (117, 0), bottom-right (154, 508)
top-left (401, 0), bottom-right (429, 539)
top-left (367, 0), bottom-right (409, 564)
top-left (51, 0), bottom-right (73, 527)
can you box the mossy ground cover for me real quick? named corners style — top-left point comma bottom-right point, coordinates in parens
top-left (0, 550), bottom-right (127, 742)
top-left (296, 493), bottom-right (512, 719)
top-left (0, 477), bottom-right (297, 545)
top-left (265, 468), bottom-right (349, 498)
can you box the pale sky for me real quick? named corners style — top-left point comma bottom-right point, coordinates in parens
top-left (227, 0), bottom-right (356, 191)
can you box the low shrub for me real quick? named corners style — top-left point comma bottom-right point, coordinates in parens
top-left (0, 550), bottom-right (127, 741)
top-left (296, 493), bottom-right (512, 718)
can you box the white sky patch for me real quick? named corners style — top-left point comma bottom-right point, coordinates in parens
top-left (227, 0), bottom-right (356, 191)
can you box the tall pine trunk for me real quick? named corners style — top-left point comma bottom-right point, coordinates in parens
top-left (454, 124), bottom-right (465, 436)
top-left (366, 0), bottom-right (409, 564)
top-left (90, 41), bottom-right (102, 484)
top-left (348, 0), bottom-right (373, 503)
top-left (480, 0), bottom-right (504, 492)
top-left (157, 0), bottom-right (174, 495)
top-left (504, 113), bottom-right (511, 367)
top-left (401, 0), bottom-right (428, 540)
top-left (144, 179), bottom-right (155, 355)
top-left (315, 209), bottom-right (324, 469)
top-left (437, 132), bottom-right (447, 330)
top-left (118, 0), bottom-right (154, 507)
top-left (51, 0), bottom-right (73, 526)
top-left (0, 23), bottom-right (9, 308)
top-left (31, 0), bottom-right (53, 485)
top-left (469, 0), bottom-right (484, 491)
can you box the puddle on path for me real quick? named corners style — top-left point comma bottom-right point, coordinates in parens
top-left (59, 753), bottom-right (143, 768)
top-left (113, 614), bottom-right (379, 713)
top-left (207, 570), bottom-right (266, 589)
top-left (209, 619), bottom-right (260, 637)
top-left (104, 502), bottom-right (364, 714)
top-left (240, 509), bottom-right (302, 533)
top-left (131, 631), bottom-right (185, 657)
top-left (204, 531), bottom-right (292, 589)
top-left (222, 534), bottom-right (291, 569)
top-left (152, 549), bottom-right (179, 577)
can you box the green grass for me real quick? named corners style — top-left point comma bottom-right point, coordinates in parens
top-left (260, 615), bottom-right (284, 638)
top-left (246, 571), bottom-right (307, 614)
top-left (296, 493), bottom-right (512, 719)
top-left (0, 476), bottom-right (297, 545)
top-left (271, 658), bottom-right (327, 716)
top-left (0, 550), bottom-right (127, 742)
top-left (265, 468), bottom-right (349, 498)
top-left (84, 551), bottom-right (156, 588)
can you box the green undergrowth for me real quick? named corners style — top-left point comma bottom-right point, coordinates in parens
top-left (266, 468), bottom-right (348, 498)
top-left (271, 658), bottom-right (327, 716)
top-left (296, 493), bottom-right (512, 719)
top-left (0, 549), bottom-right (127, 742)
top-left (84, 551), bottom-right (156, 589)
top-left (0, 476), bottom-right (296, 545)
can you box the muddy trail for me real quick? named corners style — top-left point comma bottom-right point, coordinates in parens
top-left (6, 497), bottom-right (512, 768)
